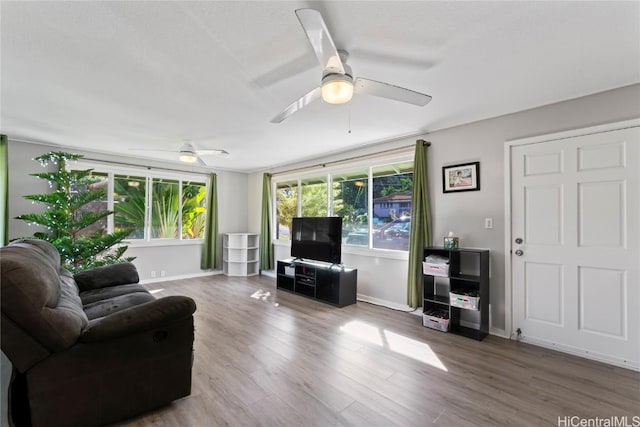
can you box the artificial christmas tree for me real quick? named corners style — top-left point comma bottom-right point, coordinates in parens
top-left (16, 151), bottom-right (134, 272)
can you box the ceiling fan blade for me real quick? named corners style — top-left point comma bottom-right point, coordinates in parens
top-left (295, 9), bottom-right (345, 75)
top-left (195, 149), bottom-right (228, 156)
top-left (196, 156), bottom-right (207, 166)
top-left (270, 86), bottom-right (321, 123)
top-left (354, 78), bottom-right (432, 106)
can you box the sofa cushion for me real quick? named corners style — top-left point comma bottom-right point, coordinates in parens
top-left (74, 263), bottom-right (139, 292)
top-left (1, 240), bottom-right (88, 352)
top-left (83, 292), bottom-right (155, 320)
top-left (80, 283), bottom-right (149, 305)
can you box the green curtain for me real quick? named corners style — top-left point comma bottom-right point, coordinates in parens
top-left (0, 135), bottom-right (8, 246)
top-left (201, 173), bottom-right (219, 269)
top-left (407, 140), bottom-right (432, 308)
top-left (259, 173), bottom-right (273, 270)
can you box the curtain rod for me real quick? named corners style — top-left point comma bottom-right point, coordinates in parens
top-left (270, 139), bottom-right (430, 177)
top-left (81, 157), bottom-right (211, 176)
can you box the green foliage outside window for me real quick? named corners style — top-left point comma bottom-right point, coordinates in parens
top-left (301, 180), bottom-right (328, 217)
top-left (333, 176), bottom-right (368, 236)
top-left (182, 183), bottom-right (207, 239)
top-left (113, 176), bottom-right (146, 238)
top-left (113, 177), bottom-right (206, 240)
top-left (276, 182), bottom-right (297, 240)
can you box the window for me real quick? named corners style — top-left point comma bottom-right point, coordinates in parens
top-left (275, 177), bottom-right (330, 241)
top-left (114, 175), bottom-right (146, 239)
top-left (72, 162), bottom-right (207, 243)
top-left (74, 172), bottom-right (109, 237)
top-left (276, 181), bottom-right (297, 240)
top-left (372, 162), bottom-right (413, 251)
top-left (182, 181), bottom-right (207, 239)
top-left (151, 178), bottom-right (180, 238)
top-left (333, 170), bottom-right (368, 247)
top-left (273, 159), bottom-right (413, 252)
top-left (301, 177), bottom-right (328, 217)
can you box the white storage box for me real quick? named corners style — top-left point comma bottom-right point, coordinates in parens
top-left (422, 312), bottom-right (450, 332)
top-left (284, 266), bottom-right (295, 276)
top-left (449, 291), bottom-right (480, 311)
top-left (423, 262), bottom-right (450, 277)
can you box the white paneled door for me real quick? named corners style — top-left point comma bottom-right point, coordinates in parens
top-left (511, 125), bottom-right (639, 370)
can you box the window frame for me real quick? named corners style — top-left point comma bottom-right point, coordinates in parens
top-left (271, 151), bottom-right (414, 258)
top-left (71, 160), bottom-right (209, 247)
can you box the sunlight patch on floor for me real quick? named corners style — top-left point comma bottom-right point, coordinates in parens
top-left (250, 289), bottom-right (279, 306)
top-left (384, 330), bottom-right (448, 371)
top-left (339, 320), bottom-right (447, 371)
top-left (149, 289), bottom-right (164, 294)
top-left (339, 320), bottom-right (384, 346)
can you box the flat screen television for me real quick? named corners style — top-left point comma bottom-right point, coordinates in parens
top-left (291, 217), bottom-right (342, 264)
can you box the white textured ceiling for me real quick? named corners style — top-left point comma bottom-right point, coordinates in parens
top-left (1, 1), bottom-right (639, 172)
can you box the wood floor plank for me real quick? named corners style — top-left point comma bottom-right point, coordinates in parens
top-left (116, 275), bottom-right (640, 427)
top-left (337, 401), bottom-right (398, 427)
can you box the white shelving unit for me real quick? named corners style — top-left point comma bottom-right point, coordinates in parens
top-left (222, 233), bottom-right (259, 276)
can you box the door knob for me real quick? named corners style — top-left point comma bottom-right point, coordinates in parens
top-left (515, 238), bottom-right (523, 244)
top-left (515, 249), bottom-right (524, 256)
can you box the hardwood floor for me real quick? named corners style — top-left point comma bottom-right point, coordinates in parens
top-left (117, 274), bottom-right (640, 427)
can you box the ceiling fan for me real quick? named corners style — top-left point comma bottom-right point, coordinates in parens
top-left (129, 142), bottom-right (228, 165)
top-left (271, 8), bottom-right (432, 124)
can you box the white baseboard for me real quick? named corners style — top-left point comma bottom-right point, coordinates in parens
top-left (356, 294), bottom-right (416, 313)
top-left (490, 327), bottom-right (509, 338)
top-left (140, 270), bottom-right (222, 285)
top-left (261, 270), bottom-right (277, 278)
top-left (520, 335), bottom-right (639, 371)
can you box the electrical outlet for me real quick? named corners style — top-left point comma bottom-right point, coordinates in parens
top-left (160, 270), bottom-right (165, 277)
top-left (484, 218), bottom-right (493, 229)
top-left (151, 271), bottom-right (156, 278)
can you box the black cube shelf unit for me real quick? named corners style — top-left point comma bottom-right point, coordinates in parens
top-left (423, 247), bottom-right (490, 340)
top-left (276, 259), bottom-right (357, 308)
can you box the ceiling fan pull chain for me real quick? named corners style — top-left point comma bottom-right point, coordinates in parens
top-left (348, 105), bottom-right (352, 134)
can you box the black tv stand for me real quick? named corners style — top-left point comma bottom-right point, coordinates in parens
top-left (276, 259), bottom-right (357, 307)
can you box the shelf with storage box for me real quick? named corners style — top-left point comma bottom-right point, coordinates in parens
top-left (276, 259), bottom-right (357, 307)
top-left (422, 247), bottom-right (490, 340)
top-left (222, 233), bottom-right (259, 276)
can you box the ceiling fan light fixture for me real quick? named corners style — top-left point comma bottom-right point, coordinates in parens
top-left (179, 151), bottom-right (198, 163)
top-left (321, 74), bottom-right (354, 104)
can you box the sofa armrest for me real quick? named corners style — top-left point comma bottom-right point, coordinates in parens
top-left (79, 296), bottom-right (196, 343)
top-left (74, 262), bottom-right (139, 291)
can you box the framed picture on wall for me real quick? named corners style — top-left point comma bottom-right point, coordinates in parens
top-left (442, 162), bottom-right (480, 193)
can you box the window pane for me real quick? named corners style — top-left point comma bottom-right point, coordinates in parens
top-left (73, 172), bottom-right (109, 237)
top-left (372, 162), bottom-right (413, 251)
top-left (113, 175), bottom-right (146, 239)
top-left (182, 181), bottom-right (207, 239)
top-left (151, 178), bottom-right (179, 239)
top-left (333, 171), bottom-right (368, 246)
top-left (301, 177), bottom-right (328, 217)
top-left (276, 181), bottom-right (297, 240)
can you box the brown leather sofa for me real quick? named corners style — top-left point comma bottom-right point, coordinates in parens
top-left (1, 239), bottom-right (196, 426)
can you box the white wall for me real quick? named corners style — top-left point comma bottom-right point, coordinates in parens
top-left (246, 172), bottom-right (263, 235)
top-left (251, 84), bottom-right (640, 335)
top-left (6, 141), bottom-right (249, 280)
top-left (7, 142), bottom-right (54, 240)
